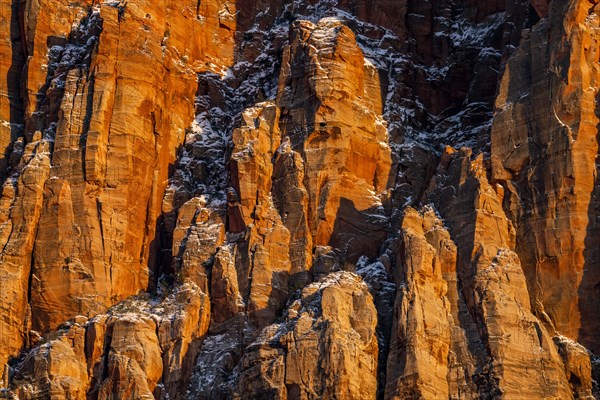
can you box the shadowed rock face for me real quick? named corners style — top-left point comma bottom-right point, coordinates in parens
top-left (0, 0), bottom-right (599, 399)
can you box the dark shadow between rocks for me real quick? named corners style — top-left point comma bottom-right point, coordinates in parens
top-left (329, 197), bottom-right (389, 264)
top-left (4, 0), bottom-right (26, 180)
top-left (578, 92), bottom-right (600, 357)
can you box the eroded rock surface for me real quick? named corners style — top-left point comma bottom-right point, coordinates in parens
top-left (1, 0), bottom-right (599, 398)
top-left (234, 271), bottom-right (378, 400)
top-left (492, 0), bottom-right (600, 352)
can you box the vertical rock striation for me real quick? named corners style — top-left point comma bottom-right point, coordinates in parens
top-left (491, 0), bottom-right (600, 352)
top-left (1, 0), bottom-right (599, 398)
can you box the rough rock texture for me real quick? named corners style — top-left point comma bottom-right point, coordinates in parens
top-left (12, 322), bottom-right (88, 400)
top-left (0, 0), bottom-right (237, 370)
top-left (425, 150), bottom-right (586, 399)
top-left (1, 0), bottom-right (600, 398)
top-left (385, 207), bottom-right (457, 399)
top-left (0, 0), bottom-right (25, 179)
top-left (276, 18), bottom-right (392, 264)
top-left (0, 138), bottom-right (51, 372)
top-left (492, 0), bottom-right (600, 353)
top-left (234, 272), bottom-right (378, 399)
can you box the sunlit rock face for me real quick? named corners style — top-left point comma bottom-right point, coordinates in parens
top-left (1, 0), bottom-right (599, 398)
top-left (491, 0), bottom-right (600, 354)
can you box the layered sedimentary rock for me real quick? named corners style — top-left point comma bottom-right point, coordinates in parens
top-left (385, 207), bottom-right (458, 399)
top-left (2, 0), bottom-right (600, 398)
top-left (227, 102), bottom-right (294, 327)
top-left (12, 321), bottom-right (89, 399)
top-left (385, 195), bottom-right (593, 398)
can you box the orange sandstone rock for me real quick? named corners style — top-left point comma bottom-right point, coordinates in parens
top-left (235, 271), bottom-right (378, 399)
top-left (491, 0), bottom-right (600, 351)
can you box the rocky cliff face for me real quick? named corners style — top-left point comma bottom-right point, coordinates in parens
top-left (0, 0), bottom-right (599, 398)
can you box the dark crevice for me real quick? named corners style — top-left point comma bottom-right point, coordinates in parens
top-left (80, 71), bottom-right (96, 181)
top-left (5, 0), bottom-right (27, 181)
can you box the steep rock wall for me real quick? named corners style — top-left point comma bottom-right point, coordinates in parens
top-left (491, 0), bottom-right (600, 351)
top-left (0, 0), bottom-right (599, 398)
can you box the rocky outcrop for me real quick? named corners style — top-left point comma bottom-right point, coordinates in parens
top-left (385, 194), bottom-right (592, 399)
top-left (12, 321), bottom-right (88, 400)
top-left (2, 0), bottom-right (600, 398)
top-left (385, 207), bottom-right (458, 399)
top-left (0, 138), bottom-right (51, 369)
top-left (426, 149), bottom-right (586, 398)
top-left (0, 0), bottom-right (25, 180)
top-left (276, 18), bottom-right (392, 264)
top-left (8, 279), bottom-right (210, 399)
top-left (234, 271), bottom-right (378, 399)
top-left (491, 0), bottom-right (600, 352)
top-left (28, 0), bottom-right (204, 334)
top-left (227, 102), bottom-right (294, 327)
top-left (96, 315), bottom-right (163, 399)
top-left (0, 0), bottom-right (236, 368)
top-left (554, 335), bottom-right (595, 398)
